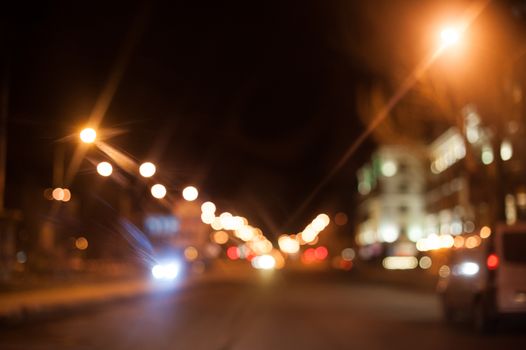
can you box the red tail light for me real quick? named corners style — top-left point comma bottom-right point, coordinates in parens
top-left (487, 253), bottom-right (499, 270)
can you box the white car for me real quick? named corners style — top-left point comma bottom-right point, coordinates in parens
top-left (437, 224), bottom-right (526, 332)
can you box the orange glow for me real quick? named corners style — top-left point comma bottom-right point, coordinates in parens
top-left (465, 235), bottom-right (481, 249)
top-left (62, 189), bottom-right (71, 202)
top-left (453, 236), bottom-right (465, 248)
top-left (75, 237), bottom-right (88, 250)
top-left (212, 230), bottom-right (229, 245)
top-left (480, 226), bottom-right (491, 239)
top-left (184, 246), bottom-right (199, 261)
top-left (440, 26), bottom-right (461, 47)
top-left (79, 128), bottom-right (96, 143)
top-left (52, 188), bottom-right (64, 201)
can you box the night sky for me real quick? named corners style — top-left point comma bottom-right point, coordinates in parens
top-left (3, 0), bottom-right (524, 236)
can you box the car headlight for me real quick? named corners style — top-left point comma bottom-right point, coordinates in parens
top-left (453, 262), bottom-right (479, 276)
top-left (151, 261), bottom-right (181, 280)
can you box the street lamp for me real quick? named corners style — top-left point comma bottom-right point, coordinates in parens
top-left (139, 162), bottom-right (156, 178)
top-left (151, 184), bottom-right (167, 199)
top-left (440, 26), bottom-right (461, 48)
top-left (182, 186), bottom-right (198, 201)
top-left (96, 161), bottom-right (113, 177)
top-left (79, 128), bottom-right (97, 144)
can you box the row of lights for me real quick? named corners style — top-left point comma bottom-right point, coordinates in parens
top-left (277, 214), bottom-right (331, 255)
top-left (81, 127), bottom-right (200, 202)
top-left (416, 226), bottom-right (491, 252)
top-left (199, 201), bottom-right (280, 269)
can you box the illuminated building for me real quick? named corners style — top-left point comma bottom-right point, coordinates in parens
top-left (356, 146), bottom-right (426, 259)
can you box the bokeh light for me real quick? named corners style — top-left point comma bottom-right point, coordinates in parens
top-left (75, 237), bottom-right (89, 250)
top-left (52, 188), bottom-right (64, 201)
top-left (184, 246), bottom-right (199, 261)
top-left (139, 162), bottom-right (156, 177)
top-left (151, 184), bottom-right (167, 199)
top-left (212, 230), bottom-right (229, 245)
top-left (201, 201), bottom-right (216, 214)
top-left (440, 26), bottom-right (460, 47)
top-left (79, 127), bottom-right (97, 143)
top-left (97, 162), bottom-right (113, 177)
top-left (182, 186), bottom-right (198, 201)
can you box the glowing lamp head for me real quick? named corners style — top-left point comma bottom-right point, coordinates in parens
top-left (139, 162), bottom-right (156, 178)
top-left (97, 162), bottom-right (113, 177)
top-left (80, 128), bottom-right (97, 143)
top-left (151, 184), bottom-right (167, 199)
top-left (182, 186), bottom-right (198, 201)
top-left (440, 27), bottom-right (460, 47)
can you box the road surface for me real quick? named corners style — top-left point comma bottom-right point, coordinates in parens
top-left (1, 271), bottom-right (525, 349)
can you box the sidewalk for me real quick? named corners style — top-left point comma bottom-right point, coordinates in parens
top-left (0, 260), bottom-right (256, 324)
top-left (0, 276), bottom-right (173, 323)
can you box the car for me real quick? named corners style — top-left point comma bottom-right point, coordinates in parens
top-left (437, 223), bottom-right (526, 332)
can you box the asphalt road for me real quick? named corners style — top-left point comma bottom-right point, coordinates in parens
top-left (1, 271), bottom-right (526, 350)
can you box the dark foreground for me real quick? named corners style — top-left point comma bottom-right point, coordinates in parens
top-left (1, 271), bottom-right (525, 350)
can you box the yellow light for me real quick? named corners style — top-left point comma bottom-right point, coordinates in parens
top-left (62, 189), bottom-right (71, 202)
top-left (201, 201), bottom-right (216, 214)
top-left (212, 230), bottom-right (229, 245)
top-left (382, 256), bottom-right (418, 270)
top-left (139, 162), bottom-right (156, 177)
top-left (201, 212), bottom-right (215, 224)
top-left (453, 236), bottom-right (464, 248)
top-left (52, 188), bottom-right (64, 201)
top-left (235, 226), bottom-right (255, 241)
top-left (79, 128), bottom-right (97, 143)
top-left (465, 235), bottom-right (481, 249)
top-left (75, 237), bottom-right (88, 250)
top-left (182, 186), bottom-right (198, 201)
top-left (151, 184), bottom-right (167, 199)
top-left (278, 235), bottom-right (300, 254)
top-left (184, 246), bottom-right (199, 261)
top-left (96, 162), bottom-right (113, 177)
top-left (211, 217), bottom-right (223, 230)
top-left (480, 226), bottom-right (491, 239)
top-left (440, 26), bottom-right (460, 47)
top-left (219, 212), bottom-right (233, 229)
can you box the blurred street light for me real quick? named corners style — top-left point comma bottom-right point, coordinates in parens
top-left (79, 127), bottom-right (97, 143)
top-left (52, 188), bottom-right (65, 201)
top-left (151, 184), bottom-right (167, 199)
top-left (182, 186), bottom-right (198, 201)
top-left (96, 161), bottom-right (113, 177)
top-left (139, 162), bottom-right (156, 177)
top-left (201, 201), bottom-right (216, 214)
top-left (62, 188), bottom-right (71, 202)
top-left (440, 26), bottom-right (461, 48)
